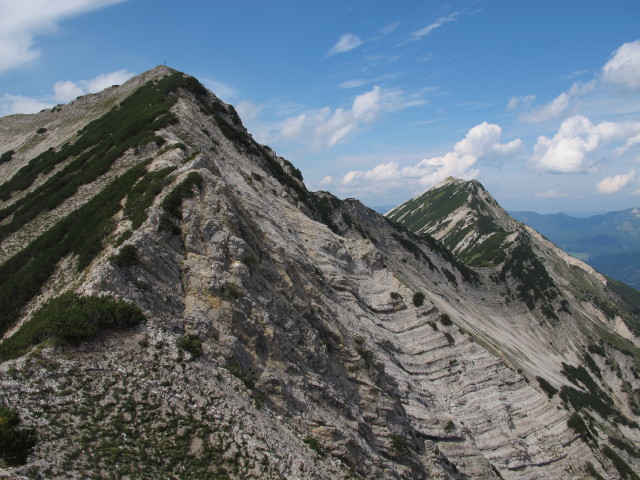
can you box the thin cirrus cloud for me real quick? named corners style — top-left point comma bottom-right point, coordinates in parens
top-left (0, 0), bottom-right (128, 74)
top-left (326, 34), bottom-right (363, 56)
top-left (534, 189), bottom-right (570, 199)
top-left (342, 122), bottom-right (522, 190)
top-left (530, 115), bottom-right (640, 174)
top-left (409, 12), bottom-right (461, 41)
top-left (0, 69), bottom-right (135, 115)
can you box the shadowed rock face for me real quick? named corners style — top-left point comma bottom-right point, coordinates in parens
top-left (0, 67), bottom-right (639, 479)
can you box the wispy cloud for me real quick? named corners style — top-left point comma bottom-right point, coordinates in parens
top-left (201, 77), bottom-right (237, 101)
top-left (380, 21), bottom-right (401, 35)
top-left (507, 94), bottom-right (536, 111)
top-left (326, 33), bottom-right (363, 56)
top-left (339, 72), bottom-right (406, 89)
top-left (0, 0), bottom-right (128, 74)
top-left (0, 69), bottom-right (135, 115)
top-left (514, 40), bottom-right (640, 123)
top-left (535, 189), bottom-right (569, 199)
top-left (519, 81), bottom-right (595, 123)
top-left (255, 86), bottom-right (424, 151)
top-left (409, 12), bottom-right (461, 41)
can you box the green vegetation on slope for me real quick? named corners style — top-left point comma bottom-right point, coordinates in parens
top-left (0, 72), bottom-right (208, 341)
top-left (124, 166), bottom-right (177, 229)
top-left (0, 72), bottom-right (186, 242)
top-left (158, 171), bottom-right (203, 234)
top-left (499, 243), bottom-right (559, 316)
top-left (0, 149), bottom-right (14, 165)
top-left (0, 162), bottom-right (148, 340)
top-left (386, 179), bottom-right (468, 233)
top-left (0, 293), bottom-right (144, 362)
top-left (0, 407), bottom-right (36, 466)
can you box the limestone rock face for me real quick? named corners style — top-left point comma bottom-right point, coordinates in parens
top-left (0, 67), bottom-right (639, 479)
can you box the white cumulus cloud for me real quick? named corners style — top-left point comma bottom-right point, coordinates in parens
top-left (342, 122), bottom-right (522, 189)
top-left (1, 69), bottom-right (135, 115)
top-left (0, 93), bottom-right (54, 115)
top-left (0, 0), bottom-right (127, 74)
top-left (602, 40), bottom-right (640, 93)
top-left (596, 170), bottom-right (637, 194)
top-left (327, 34), bottom-right (363, 56)
top-left (52, 69), bottom-right (134, 102)
top-left (530, 115), bottom-right (640, 173)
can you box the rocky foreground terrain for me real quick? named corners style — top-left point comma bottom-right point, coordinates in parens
top-left (0, 66), bottom-right (639, 479)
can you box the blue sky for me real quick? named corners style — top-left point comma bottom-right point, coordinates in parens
top-left (1, 1), bottom-right (639, 213)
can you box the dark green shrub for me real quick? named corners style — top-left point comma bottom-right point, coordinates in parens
top-left (0, 150), bottom-right (14, 164)
top-left (355, 345), bottom-right (374, 368)
top-left (390, 434), bottom-right (410, 456)
top-left (390, 292), bottom-right (402, 300)
top-left (303, 436), bottom-right (323, 455)
top-left (309, 193), bottom-right (339, 233)
top-left (442, 268), bottom-right (458, 285)
top-left (242, 255), bottom-right (257, 268)
top-left (588, 344), bottom-right (606, 357)
top-left (413, 292), bottom-right (425, 307)
top-left (0, 293), bottom-right (144, 361)
top-left (583, 352), bottom-right (602, 379)
top-left (567, 412), bottom-right (588, 436)
top-left (0, 161), bottom-right (149, 340)
top-left (440, 313), bottom-right (452, 326)
top-left (585, 462), bottom-right (606, 480)
top-left (159, 172), bottom-right (203, 234)
top-left (253, 390), bottom-right (266, 409)
top-left (124, 166), bottom-right (176, 229)
top-left (499, 244), bottom-right (558, 312)
top-left (225, 363), bottom-right (255, 390)
top-left (177, 334), bottom-right (202, 359)
top-left (444, 332), bottom-right (454, 345)
top-left (36, 127), bottom-right (47, 134)
top-left (608, 436), bottom-right (640, 458)
top-left (445, 420), bottom-right (455, 432)
top-left (0, 407), bottom-right (36, 466)
top-left (111, 244), bottom-right (138, 268)
top-left (602, 444), bottom-right (639, 480)
top-left (536, 376), bottom-right (558, 398)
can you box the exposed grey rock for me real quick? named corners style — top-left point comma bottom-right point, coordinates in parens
top-left (0, 68), bottom-right (638, 479)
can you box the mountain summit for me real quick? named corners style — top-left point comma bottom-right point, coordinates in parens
top-left (0, 68), bottom-right (639, 479)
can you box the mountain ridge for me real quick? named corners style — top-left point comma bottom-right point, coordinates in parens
top-left (0, 67), bottom-right (639, 479)
top-left (510, 208), bottom-right (640, 289)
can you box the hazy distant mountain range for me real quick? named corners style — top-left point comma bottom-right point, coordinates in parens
top-left (510, 209), bottom-right (640, 289)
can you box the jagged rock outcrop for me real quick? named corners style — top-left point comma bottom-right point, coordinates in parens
top-left (0, 67), bottom-right (639, 479)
